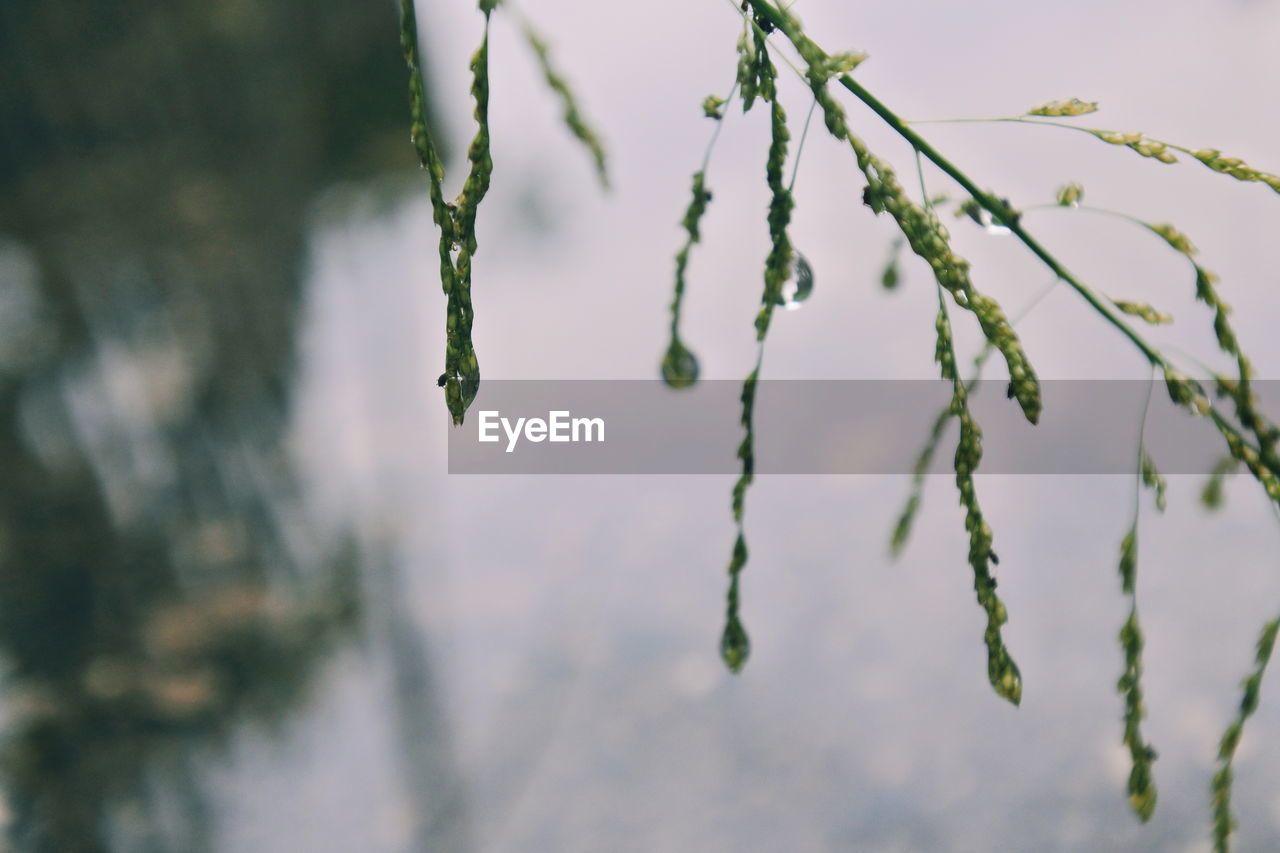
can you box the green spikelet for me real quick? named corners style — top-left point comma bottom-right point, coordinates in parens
top-left (662, 171), bottom-right (713, 388)
top-left (1140, 452), bottom-right (1167, 512)
top-left (399, 1), bottom-right (494, 425)
top-left (1201, 456), bottom-right (1239, 510)
top-left (1090, 130), bottom-right (1179, 164)
top-left (1118, 602), bottom-right (1158, 822)
top-left (519, 22), bottom-right (609, 188)
top-left (1192, 149), bottom-right (1280, 195)
top-left (1212, 618), bottom-right (1280, 852)
top-left (443, 25), bottom-right (494, 425)
top-left (1056, 182), bottom-right (1085, 206)
top-left (1115, 513), bottom-right (1157, 820)
top-left (880, 237), bottom-right (904, 289)
top-left (934, 294), bottom-right (1022, 705)
top-left (1028, 97), bottom-right (1099, 116)
top-left (722, 38), bottom-right (793, 673)
top-left (1113, 300), bottom-right (1173, 326)
top-left (890, 405), bottom-right (951, 558)
top-left (1111, 424), bottom-right (1163, 823)
top-left (736, 25), bottom-right (771, 112)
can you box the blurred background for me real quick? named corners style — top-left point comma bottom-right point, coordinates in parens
top-left (3, 0), bottom-right (1280, 851)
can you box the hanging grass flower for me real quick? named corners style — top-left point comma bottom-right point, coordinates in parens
top-left (1028, 97), bottom-right (1099, 116)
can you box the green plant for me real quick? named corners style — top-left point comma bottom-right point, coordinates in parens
top-left (399, 0), bottom-right (607, 425)
top-left (400, 1), bottom-right (1280, 848)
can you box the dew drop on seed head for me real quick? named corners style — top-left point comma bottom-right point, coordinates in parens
top-left (977, 209), bottom-right (1011, 236)
top-left (661, 339), bottom-right (700, 389)
top-left (780, 252), bottom-right (815, 310)
top-left (720, 619), bottom-right (750, 673)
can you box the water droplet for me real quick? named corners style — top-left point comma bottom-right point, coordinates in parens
top-left (779, 252), bottom-right (815, 310)
top-left (879, 237), bottom-right (904, 290)
top-left (1056, 182), bottom-right (1084, 208)
top-left (661, 339), bottom-right (700, 389)
top-left (461, 369), bottom-right (480, 409)
top-left (720, 618), bottom-right (750, 673)
top-left (961, 199), bottom-right (1015, 235)
top-left (976, 208), bottom-right (1011, 235)
top-left (880, 259), bottom-right (900, 290)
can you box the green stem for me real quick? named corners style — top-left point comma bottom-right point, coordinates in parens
top-left (701, 78), bottom-right (740, 174)
top-left (913, 114), bottom-right (1206, 159)
top-left (787, 97), bottom-right (818, 193)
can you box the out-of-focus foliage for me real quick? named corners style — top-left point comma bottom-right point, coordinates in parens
top-left (0, 1), bottom-right (457, 850)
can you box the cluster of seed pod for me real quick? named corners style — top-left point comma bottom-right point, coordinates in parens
top-left (1115, 443), bottom-right (1166, 823)
top-left (1041, 101), bottom-right (1280, 194)
top-left (716, 31), bottom-right (796, 673)
top-left (1141, 453), bottom-right (1168, 512)
top-left (403, 0), bottom-right (607, 425)
top-left (1200, 456), bottom-right (1239, 509)
top-left (1210, 406), bottom-right (1280, 502)
top-left (1161, 368), bottom-right (1211, 414)
top-left (933, 299), bottom-right (1022, 704)
top-left (1028, 97), bottom-right (1098, 116)
top-left (1057, 197), bottom-right (1280, 522)
top-left (736, 25), bottom-right (774, 111)
top-left (1091, 130), bottom-right (1179, 164)
top-left (867, 170), bottom-right (1041, 425)
top-left (519, 23), bottom-right (609, 190)
top-left (1193, 149), bottom-right (1280, 193)
top-left (1155, 365), bottom-right (1280, 503)
top-left (662, 172), bottom-right (712, 388)
top-left (1148, 222), bottom-right (1195, 255)
top-left (1137, 217), bottom-right (1280, 499)
top-left (1118, 601), bottom-right (1157, 821)
top-left (1028, 96), bottom-right (1280, 196)
top-left (1213, 618), bottom-right (1280, 853)
top-left (445, 39), bottom-right (495, 424)
top-left (400, 1), bottom-right (493, 425)
top-left (1112, 300), bottom-right (1173, 325)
